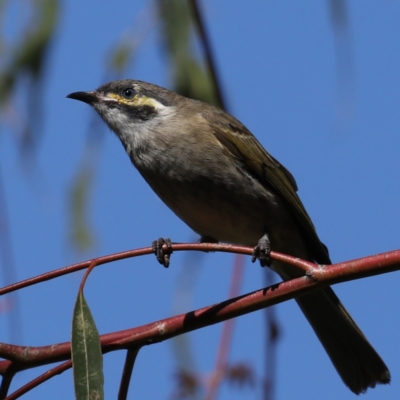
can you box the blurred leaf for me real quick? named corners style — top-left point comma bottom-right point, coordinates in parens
top-left (13, 0), bottom-right (58, 75)
top-left (328, 0), bottom-right (356, 123)
top-left (0, 0), bottom-right (59, 166)
top-left (72, 291), bottom-right (104, 400)
top-left (109, 40), bottom-right (137, 73)
top-left (329, 0), bottom-right (348, 30)
top-left (0, 0), bottom-right (58, 104)
top-left (157, 0), bottom-right (217, 105)
top-left (225, 362), bottom-right (255, 388)
top-left (69, 166), bottom-right (96, 252)
top-left (172, 369), bottom-right (201, 399)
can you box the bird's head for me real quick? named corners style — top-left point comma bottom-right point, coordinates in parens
top-left (67, 80), bottom-right (181, 142)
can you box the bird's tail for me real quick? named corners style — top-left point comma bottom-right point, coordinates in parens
top-left (296, 287), bottom-right (390, 394)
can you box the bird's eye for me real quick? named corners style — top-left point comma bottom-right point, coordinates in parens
top-left (121, 88), bottom-right (135, 99)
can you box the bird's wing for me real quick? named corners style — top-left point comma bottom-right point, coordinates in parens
top-left (208, 109), bottom-right (331, 264)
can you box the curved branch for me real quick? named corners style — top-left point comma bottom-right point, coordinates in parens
top-left (0, 248), bottom-right (399, 376)
top-left (118, 347), bottom-right (141, 400)
top-left (5, 361), bottom-right (72, 400)
top-left (0, 242), bottom-right (311, 296)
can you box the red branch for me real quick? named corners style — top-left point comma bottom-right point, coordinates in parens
top-left (1, 246), bottom-right (399, 379)
top-left (0, 243), bottom-right (309, 296)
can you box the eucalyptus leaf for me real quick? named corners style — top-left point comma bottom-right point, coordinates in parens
top-left (72, 291), bottom-right (104, 400)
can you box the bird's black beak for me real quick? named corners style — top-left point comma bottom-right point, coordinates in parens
top-left (67, 91), bottom-right (98, 104)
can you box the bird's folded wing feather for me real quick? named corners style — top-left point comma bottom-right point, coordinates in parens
top-left (209, 113), bottom-right (331, 264)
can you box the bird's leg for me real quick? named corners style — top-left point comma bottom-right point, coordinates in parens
top-left (152, 237), bottom-right (173, 268)
top-left (252, 233), bottom-right (271, 267)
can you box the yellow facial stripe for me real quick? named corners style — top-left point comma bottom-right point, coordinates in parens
top-left (107, 93), bottom-right (164, 109)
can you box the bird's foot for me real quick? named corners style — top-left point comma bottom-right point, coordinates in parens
top-left (252, 234), bottom-right (271, 267)
top-left (152, 237), bottom-right (173, 268)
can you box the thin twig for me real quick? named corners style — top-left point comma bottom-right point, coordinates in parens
top-left (0, 243), bottom-right (312, 296)
top-left (0, 366), bottom-right (15, 399)
top-left (118, 347), bottom-right (141, 400)
top-left (263, 269), bottom-right (279, 400)
top-left (4, 361), bottom-right (72, 400)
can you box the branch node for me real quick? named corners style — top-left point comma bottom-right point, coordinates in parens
top-left (305, 264), bottom-right (325, 281)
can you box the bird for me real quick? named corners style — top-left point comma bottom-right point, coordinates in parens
top-left (67, 79), bottom-right (390, 393)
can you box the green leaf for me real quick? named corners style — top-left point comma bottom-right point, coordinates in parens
top-left (72, 291), bottom-right (104, 400)
top-left (69, 165), bottom-right (96, 252)
top-left (157, 0), bottom-right (217, 106)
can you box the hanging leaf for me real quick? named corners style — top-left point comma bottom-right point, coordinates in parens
top-left (72, 291), bottom-right (104, 400)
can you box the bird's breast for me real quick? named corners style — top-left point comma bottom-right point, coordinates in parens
top-left (126, 130), bottom-right (308, 260)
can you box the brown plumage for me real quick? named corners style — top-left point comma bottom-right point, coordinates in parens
top-left (68, 80), bottom-right (390, 393)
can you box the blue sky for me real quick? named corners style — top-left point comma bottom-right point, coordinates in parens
top-left (1, 1), bottom-right (400, 399)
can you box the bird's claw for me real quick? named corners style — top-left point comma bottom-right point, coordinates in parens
top-left (252, 234), bottom-right (271, 267)
top-left (152, 237), bottom-right (173, 268)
